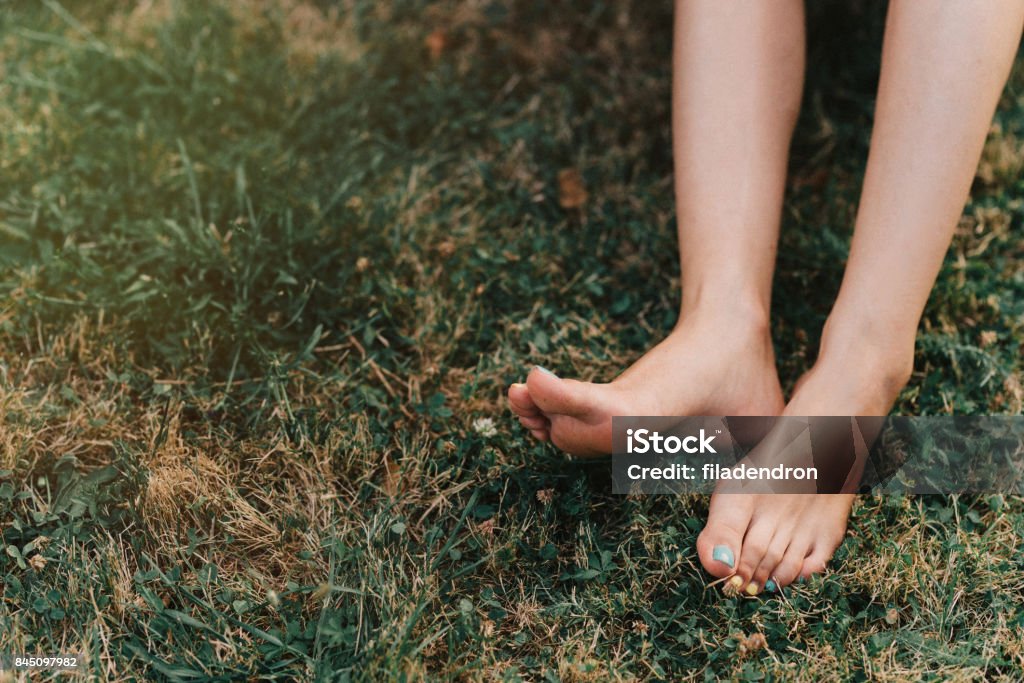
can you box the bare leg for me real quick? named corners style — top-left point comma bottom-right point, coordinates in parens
top-left (713, 0), bottom-right (1024, 595)
top-left (509, 0), bottom-right (803, 455)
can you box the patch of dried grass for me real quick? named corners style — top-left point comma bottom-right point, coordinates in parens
top-left (110, 0), bottom-right (364, 73)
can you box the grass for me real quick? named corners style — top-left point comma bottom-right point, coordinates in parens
top-left (1, 0), bottom-right (1023, 680)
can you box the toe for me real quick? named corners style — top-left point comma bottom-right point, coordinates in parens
top-left (526, 367), bottom-right (595, 417)
top-left (508, 383), bottom-right (541, 418)
top-left (518, 414), bottom-right (548, 431)
top-left (750, 528), bottom-right (790, 592)
top-left (735, 518), bottom-right (775, 593)
top-left (799, 543), bottom-right (833, 580)
top-left (696, 495), bottom-right (753, 581)
top-left (529, 428), bottom-right (549, 442)
top-left (797, 504), bottom-right (849, 580)
top-left (696, 531), bottom-right (740, 581)
top-left (770, 537), bottom-right (811, 588)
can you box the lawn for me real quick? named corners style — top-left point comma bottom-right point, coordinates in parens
top-left (1, 1), bottom-right (1023, 680)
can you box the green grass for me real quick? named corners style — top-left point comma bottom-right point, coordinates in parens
top-left (1, 1), bottom-right (1023, 680)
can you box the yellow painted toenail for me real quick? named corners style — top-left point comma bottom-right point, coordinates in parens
top-left (745, 583), bottom-right (759, 596)
top-left (729, 576), bottom-right (744, 589)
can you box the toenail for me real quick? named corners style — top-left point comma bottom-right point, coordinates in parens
top-left (745, 582), bottom-right (759, 596)
top-left (712, 545), bottom-right (735, 568)
top-left (728, 576), bottom-right (744, 589)
top-left (535, 366), bottom-right (557, 377)
top-left (765, 579), bottom-right (778, 592)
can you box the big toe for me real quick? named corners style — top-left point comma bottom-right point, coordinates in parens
top-left (526, 366), bottom-right (600, 417)
top-left (508, 382), bottom-right (541, 418)
top-left (697, 494), bottom-right (754, 584)
top-left (524, 366), bottom-right (619, 456)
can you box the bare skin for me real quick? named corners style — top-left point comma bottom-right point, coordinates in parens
top-left (508, 315), bottom-right (784, 457)
top-left (511, 0), bottom-right (802, 452)
top-left (510, 0), bottom-right (1024, 594)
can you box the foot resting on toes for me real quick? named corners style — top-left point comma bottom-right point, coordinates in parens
top-left (507, 313), bottom-right (784, 457)
top-left (510, 312), bottom-right (911, 596)
top-left (696, 341), bottom-right (911, 594)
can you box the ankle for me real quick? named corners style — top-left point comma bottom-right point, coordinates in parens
top-left (816, 315), bottom-right (914, 396)
top-left (679, 291), bottom-right (772, 342)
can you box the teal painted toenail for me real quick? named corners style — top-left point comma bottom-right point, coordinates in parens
top-left (765, 579), bottom-right (778, 592)
top-left (535, 366), bottom-right (556, 377)
top-left (711, 545), bottom-right (734, 568)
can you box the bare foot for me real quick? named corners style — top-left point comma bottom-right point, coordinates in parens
top-left (697, 340), bottom-right (911, 594)
top-left (508, 313), bottom-right (785, 457)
